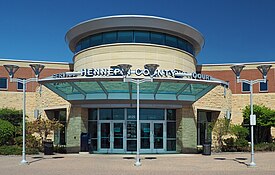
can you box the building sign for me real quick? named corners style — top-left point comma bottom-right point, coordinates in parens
top-left (52, 68), bottom-right (212, 81)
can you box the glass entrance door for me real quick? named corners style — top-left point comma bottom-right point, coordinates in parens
top-left (140, 121), bottom-right (165, 153)
top-left (99, 121), bottom-right (125, 153)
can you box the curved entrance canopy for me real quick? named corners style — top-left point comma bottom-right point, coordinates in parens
top-left (39, 76), bottom-right (227, 103)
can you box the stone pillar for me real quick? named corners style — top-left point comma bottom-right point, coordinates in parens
top-left (176, 106), bottom-right (197, 153)
top-left (66, 106), bottom-right (87, 153)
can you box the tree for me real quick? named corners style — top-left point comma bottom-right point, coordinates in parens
top-left (210, 117), bottom-right (231, 152)
top-left (27, 118), bottom-right (63, 141)
top-left (0, 119), bottom-right (14, 145)
top-left (243, 105), bottom-right (275, 143)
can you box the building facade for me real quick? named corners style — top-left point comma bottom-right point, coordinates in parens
top-left (0, 15), bottom-right (274, 154)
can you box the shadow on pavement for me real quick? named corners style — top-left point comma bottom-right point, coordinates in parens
top-left (28, 155), bottom-right (64, 164)
top-left (214, 157), bottom-right (248, 166)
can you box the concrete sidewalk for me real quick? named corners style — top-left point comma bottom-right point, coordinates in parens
top-left (0, 152), bottom-right (275, 175)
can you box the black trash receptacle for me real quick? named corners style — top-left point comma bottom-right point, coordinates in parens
top-left (202, 143), bottom-right (211, 155)
top-left (44, 141), bottom-right (54, 155)
top-left (81, 133), bottom-right (89, 152)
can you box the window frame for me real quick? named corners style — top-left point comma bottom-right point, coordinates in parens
top-left (242, 82), bottom-right (250, 92)
top-left (259, 80), bottom-right (268, 92)
top-left (0, 77), bottom-right (8, 90)
top-left (17, 78), bottom-right (26, 91)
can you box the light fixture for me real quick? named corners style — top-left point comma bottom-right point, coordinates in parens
top-left (230, 64), bottom-right (245, 79)
top-left (144, 64), bottom-right (159, 77)
top-left (117, 64), bottom-right (132, 77)
top-left (30, 64), bottom-right (45, 78)
top-left (257, 64), bottom-right (272, 79)
top-left (4, 64), bottom-right (19, 78)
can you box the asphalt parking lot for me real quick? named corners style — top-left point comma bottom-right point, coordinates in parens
top-left (0, 152), bottom-right (275, 175)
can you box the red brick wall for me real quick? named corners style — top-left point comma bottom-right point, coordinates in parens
top-left (0, 66), bottom-right (69, 92)
top-left (202, 68), bottom-right (275, 94)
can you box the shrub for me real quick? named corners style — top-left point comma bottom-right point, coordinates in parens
top-left (0, 119), bottom-right (15, 145)
top-left (255, 143), bottom-right (275, 151)
top-left (0, 145), bottom-right (39, 155)
top-left (0, 108), bottom-right (23, 126)
top-left (230, 124), bottom-right (249, 139)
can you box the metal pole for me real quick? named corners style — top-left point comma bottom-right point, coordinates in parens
top-left (21, 80), bottom-right (28, 165)
top-left (135, 81), bottom-right (141, 166)
top-left (249, 81), bottom-right (256, 167)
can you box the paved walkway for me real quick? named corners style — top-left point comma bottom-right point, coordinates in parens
top-left (0, 152), bottom-right (275, 175)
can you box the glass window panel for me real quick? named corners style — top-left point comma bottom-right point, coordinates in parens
top-left (90, 138), bottom-right (97, 151)
top-left (81, 37), bottom-right (90, 49)
top-left (112, 108), bottom-right (124, 120)
top-left (127, 140), bottom-right (137, 151)
top-left (167, 122), bottom-right (176, 138)
top-left (0, 78), bottom-right (7, 89)
top-left (242, 82), bottom-right (250, 92)
top-left (99, 109), bottom-right (112, 120)
top-left (118, 31), bottom-right (133, 43)
top-left (59, 110), bottom-right (67, 122)
top-left (165, 35), bottom-right (178, 48)
top-left (88, 109), bottom-right (98, 120)
top-left (134, 31), bottom-right (150, 43)
top-left (90, 34), bottom-right (102, 46)
top-left (260, 81), bottom-right (268, 92)
top-left (151, 32), bottom-right (164, 45)
top-left (17, 78), bottom-right (24, 90)
top-left (88, 121), bottom-right (97, 138)
top-left (127, 108), bottom-right (136, 120)
top-left (103, 32), bottom-right (117, 44)
top-left (167, 109), bottom-right (176, 121)
top-left (186, 43), bottom-right (194, 54)
top-left (127, 121), bottom-right (137, 138)
top-left (167, 140), bottom-right (176, 151)
top-left (140, 109), bottom-right (164, 120)
top-left (75, 43), bottom-right (81, 53)
top-left (178, 39), bottom-right (187, 50)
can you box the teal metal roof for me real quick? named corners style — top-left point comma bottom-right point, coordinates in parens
top-left (39, 76), bottom-right (224, 103)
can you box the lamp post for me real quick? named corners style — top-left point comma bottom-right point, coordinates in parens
top-left (117, 64), bottom-right (159, 167)
top-left (4, 64), bottom-right (45, 165)
top-left (230, 64), bottom-right (272, 167)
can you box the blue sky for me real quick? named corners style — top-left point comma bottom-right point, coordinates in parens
top-left (0, 0), bottom-right (274, 64)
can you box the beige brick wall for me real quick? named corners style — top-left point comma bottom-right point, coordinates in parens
top-left (74, 44), bottom-right (196, 73)
top-left (0, 91), bottom-right (37, 119)
top-left (194, 85), bottom-right (232, 120)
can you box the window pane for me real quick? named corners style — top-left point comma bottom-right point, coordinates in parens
top-left (127, 140), bottom-right (137, 151)
top-left (99, 109), bottom-right (112, 120)
top-left (113, 108), bottom-right (124, 120)
top-left (127, 108), bottom-right (136, 120)
top-left (88, 109), bottom-right (98, 120)
top-left (81, 38), bottom-right (90, 49)
top-left (242, 82), bottom-right (250, 92)
top-left (0, 78), bottom-right (7, 89)
top-left (165, 35), bottom-right (178, 48)
top-left (151, 32), bottom-right (164, 45)
top-left (88, 121), bottom-right (97, 138)
top-left (127, 121), bottom-right (137, 139)
top-left (134, 31), bottom-right (150, 43)
top-left (118, 31), bottom-right (133, 43)
top-left (186, 43), bottom-right (194, 54)
top-left (167, 140), bottom-right (176, 151)
top-left (90, 34), bottom-right (102, 46)
top-left (167, 109), bottom-right (176, 120)
top-left (167, 122), bottom-right (176, 138)
top-left (17, 80), bottom-right (23, 90)
top-left (75, 43), bottom-right (81, 53)
top-left (260, 81), bottom-right (268, 91)
top-left (140, 109), bottom-right (164, 120)
top-left (103, 32), bottom-right (117, 44)
top-left (178, 39), bottom-right (187, 51)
